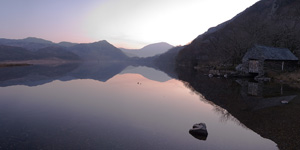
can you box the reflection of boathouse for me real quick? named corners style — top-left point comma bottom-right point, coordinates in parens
top-left (247, 82), bottom-right (263, 96)
top-left (242, 45), bottom-right (298, 76)
top-left (237, 80), bottom-right (297, 111)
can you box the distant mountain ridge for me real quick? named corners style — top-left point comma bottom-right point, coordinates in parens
top-left (120, 42), bottom-right (174, 58)
top-left (0, 37), bottom-right (129, 62)
top-left (0, 37), bottom-right (177, 63)
top-left (58, 41), bottom-right (77, 47)
top-left (0, 37), bottom-right (55, 51)
top-left (22, 37), bottom-right (54, 44)
top-left (67, 40), bottom-right (128, 61)
top-left (0, 45), bottom-right (79, 61)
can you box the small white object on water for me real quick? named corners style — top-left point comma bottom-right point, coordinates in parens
top-left (224, 74), bottom-right (228, 78)
top-left (281, 100), bottom-right (289, 104)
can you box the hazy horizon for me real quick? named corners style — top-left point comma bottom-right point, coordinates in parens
top-left (0, 0), bottom-right (259, 49)
top-left (0, 36), bottom-right (173, 50)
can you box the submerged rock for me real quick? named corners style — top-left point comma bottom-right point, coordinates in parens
top-left (189, 123), bottom-right (208, 141)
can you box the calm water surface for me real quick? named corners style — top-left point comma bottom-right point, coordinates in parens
top-left (0, 64), bottom-right (279, 149)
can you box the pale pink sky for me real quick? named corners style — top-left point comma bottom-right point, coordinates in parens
top-left (0, 0), bottom-right (259, 49)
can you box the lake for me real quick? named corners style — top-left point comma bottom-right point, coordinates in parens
top-left (0, 63), bottom-right (299, 149)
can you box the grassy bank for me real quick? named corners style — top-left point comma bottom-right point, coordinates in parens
top-left (270, 70), bottom-right (300, 83)
top-left (266, 70), bottom-right (300, 89)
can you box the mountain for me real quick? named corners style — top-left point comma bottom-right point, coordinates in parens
top-left (0, 38), bottom-right (128, 62)
top-left (155, 46), bottom-right (184, 64)
top-left (121, 42), bottom-right (174, 58)
top-left (58, 41), bottom-right (77, 47)
top-left (0, 37), bottom-right (55, 51)
top-left (0, 45), bottom-right (80, 62)
top-left (153, 46), bottom-right (184, 79)
top-left (35, 46), bottom-right (80, 60)
top-left (119, 49), bottom-right (138, 57)
top-left (0, 45), bottom-right (36, 61)
top-left (176, 0), bottom-right (300, 67)
top-left (68, 40), bottom-right (128, 61)
top-left (21, 37), bottom-right (54, 44)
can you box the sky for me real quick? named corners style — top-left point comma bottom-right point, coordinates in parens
top-left (0, 0), bottom-right (260, 49)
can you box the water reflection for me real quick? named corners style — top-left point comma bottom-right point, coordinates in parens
top-left (120, 66), bottom-right (172, 82)
top-left (2, 63), bottom-right (299, 149)
top-left (177, 67), bottom-right (300, 150)
top-left (0, 63), bottom-right (279, 149)
top-left (66, 62), bottom-right (129, 82)
top-left (0, 62), bottom-right (175, 87)
top-left (0, 63), bottom-right (79, 87)
top-left (236, 80), bottom-right (297, 111)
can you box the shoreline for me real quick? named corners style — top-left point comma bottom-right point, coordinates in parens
top-left (0, 59), bottom-right (82, 68)
top-left (0, 63), bottom-right (32, 68)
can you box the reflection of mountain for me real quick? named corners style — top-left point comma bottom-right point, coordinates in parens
top-left (0, 63), bottom-right (80, 87)
top-left (0, 62), bottom-right (129, 87)
top-left (178, 68), bottom-right (300, 150)
top-left (0, 61), bottom-right (178, 87)
top-left (66, 62), bottom-right (128, 82)
top-left (120, 66), bottom-right (172, 82)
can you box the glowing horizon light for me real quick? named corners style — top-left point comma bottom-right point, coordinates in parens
top-left (83, 0), bottom-right (260, 49)
top-left (0, 0), bottom-right (260, 49)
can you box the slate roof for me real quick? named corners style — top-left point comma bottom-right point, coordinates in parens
top-left (243, 45), bottom-right (299, 61)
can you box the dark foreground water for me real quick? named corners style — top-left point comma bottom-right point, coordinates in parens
top-left (0, 63), bottom-right (299, 149)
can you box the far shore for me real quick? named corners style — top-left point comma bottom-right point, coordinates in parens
top-left (0, 59), bottom-right (81, 68)
top-left (0, 63), bottom-right (31, 68)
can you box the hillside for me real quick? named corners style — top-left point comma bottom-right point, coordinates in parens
top-left (177, 0), bottom-right (300, 67)
top-left (0, 38), bottom-right (129, 62)
top-left (36, 46), bottom-right (80, 60)
top-left (0, 37), bottom-right (55, 51)
top-left (121, 42), bottom-right (174, 58)
top-left (0, 45), bottom-right (80, 62)
top-left (151, 46), bottom-right (184, 79)
top-left (0, 45), bottom-right (36, 61)
top-left (58, 42), bottom-right (77, 47)
top-left (68, 40), bottom-right (128, 61)
top-left (155, 46), bottom-right (184, 64)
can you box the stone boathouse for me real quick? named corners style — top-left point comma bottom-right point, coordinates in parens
top-left (242, 45), bottom-right (298, 76)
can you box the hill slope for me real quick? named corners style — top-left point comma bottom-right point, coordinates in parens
top-left (0, 45), bottom-right (80, 62)
top-left (177, 0), bottom-right (300, 67)
top-left (0, 38), bottom-right (130, 62)
top-left (36, 46), bottom-right (80, 60)
top-left (0, 37), bottom-right (55, 51)
top-left (121, 42), bottom-right (174, 58)
top-left (0, 45), bottom-right (36, 61)
top-left (68, 40), bottom-right (128, 61)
